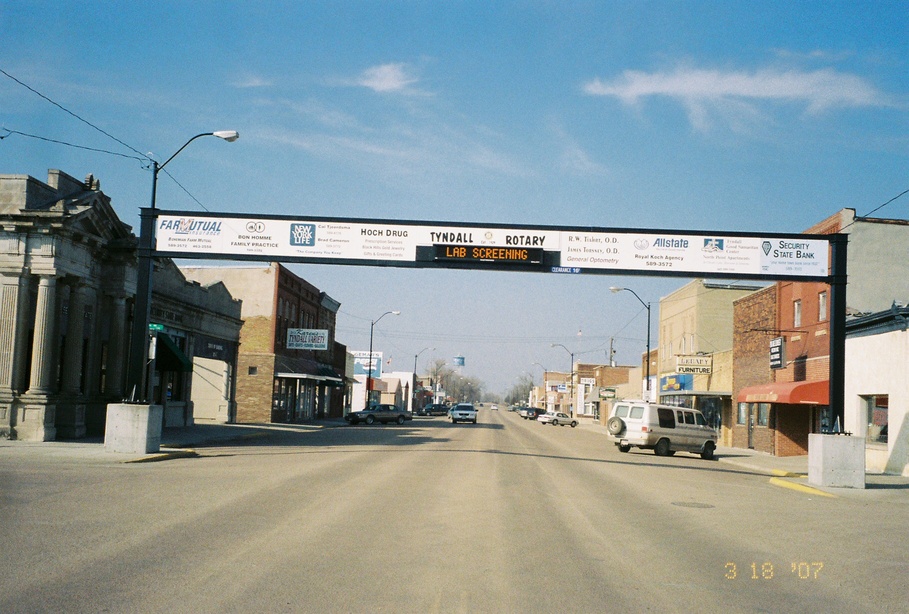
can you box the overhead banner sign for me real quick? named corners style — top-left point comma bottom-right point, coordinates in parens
top-left (154, 212), bottom-right (831, 280)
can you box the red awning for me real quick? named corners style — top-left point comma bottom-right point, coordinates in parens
top-left (737, 380), bottom-right (829, 405)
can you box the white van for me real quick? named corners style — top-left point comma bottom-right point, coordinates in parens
top-left (606, 401), bottom-right (717, 460)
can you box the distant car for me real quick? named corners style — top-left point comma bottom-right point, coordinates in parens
top-left (449, 403), bottom-right (478, 424)
top-left (345, 404), bottom-right (413, 425)
top-left (490, 404), bottom-right (498, 410)
top-left (537, 411), bottom-right (578, 427)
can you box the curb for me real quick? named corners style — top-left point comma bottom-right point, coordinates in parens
top-left (768, 476), bottom-right (837, 498)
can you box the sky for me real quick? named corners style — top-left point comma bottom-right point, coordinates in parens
top-left (2, 1), bottom-right (907, 396)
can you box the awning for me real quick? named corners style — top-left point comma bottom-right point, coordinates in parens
top-left (155, 334), bottom-right (193, 372)
top-left (737, 380), bottom-right (829, 405)
top-left (275, 355), bottom-right (344, 386)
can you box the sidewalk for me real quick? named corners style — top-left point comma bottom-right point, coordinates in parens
top-left (0, 421), bottom-right (346, 464)
top-left (577, 418), bottom-right (909, 499)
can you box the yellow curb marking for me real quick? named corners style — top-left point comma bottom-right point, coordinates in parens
top-left (769, 476), bottom-right (836, 498)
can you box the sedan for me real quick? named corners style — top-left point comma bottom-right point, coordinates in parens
top-left (537, 411), bottom-right (578, 427)
top-left (345, 404), bottom-right (413, 425)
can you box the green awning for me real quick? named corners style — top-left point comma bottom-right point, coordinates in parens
top-left (155, 334), bottom-right (193, 372)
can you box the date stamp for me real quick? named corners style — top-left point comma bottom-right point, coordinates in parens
top-left (725, 562), bottom-right (824, 581)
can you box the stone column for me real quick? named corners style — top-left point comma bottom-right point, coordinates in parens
top-left (61, 282), bottom-right (87, 393)
top-left (104, 295), bottom-right (127, 398)
top-left (26, 275), bottom-right (58, 395)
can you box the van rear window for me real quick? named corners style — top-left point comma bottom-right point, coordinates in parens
top-left (615, 405), bottom-right (629, 418)
top-left (630, 405), bottom-right (645, 419)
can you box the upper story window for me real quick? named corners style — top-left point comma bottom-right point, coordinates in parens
top-left (818, 291), bottom-right (827, 322)
top-left (793, 299), bottom-right (802, 328)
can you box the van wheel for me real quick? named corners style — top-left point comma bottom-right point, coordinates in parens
top-left (654, 438), bottom-right (671, 457)
top-left (606, 416), bottom-right (625, 436)
top-left (618, 444), bottom-right (631, 453)
top-left (701, 441), bottom-right (716, 460)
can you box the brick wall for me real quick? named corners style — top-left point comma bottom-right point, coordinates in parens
top-left (236, 353), bottom-right (275, 423)
top-left (775, 406), bottom-right (810, 456)
top-left (731, 286), bottom-right (776, 448)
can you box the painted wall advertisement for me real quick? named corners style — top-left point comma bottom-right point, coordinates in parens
top-left (353, 351), bottom-right (382, 378)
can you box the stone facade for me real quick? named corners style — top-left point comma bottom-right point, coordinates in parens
top-left (0, 170), bottom-right (242, 440)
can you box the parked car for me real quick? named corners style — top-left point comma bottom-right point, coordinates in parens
top-left (448, 403), bottom-right (478, 424)
top-left (345, 404), bottom-right (413, 425)
top-left (606, 401), bottom-right (717, 459)
top-left (426, 403), bottom-right (450, 416)
top-left (490, 404), bottom-right (498, 410)
top-left (537, 411), bottom-right (578, 427)
top-left (518, 407), bottom-right (535, 419)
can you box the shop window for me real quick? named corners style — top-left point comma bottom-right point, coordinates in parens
top-left (864, 395), bottom-right (888, 444)
top-left (737, 403), bottom-right (748, 425)
top-left (757, 403), bottom-right (770, 427)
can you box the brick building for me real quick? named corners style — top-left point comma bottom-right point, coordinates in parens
top-left (181, 263), bottom-right (347, 423)
top-left (735, 209), bottom-right (909, 457)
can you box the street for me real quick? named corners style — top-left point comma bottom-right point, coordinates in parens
top-left (1, 409), bottom-right (906, 613)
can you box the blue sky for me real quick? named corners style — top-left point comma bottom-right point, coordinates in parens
top-left (2, 1), bottom-right (907, 394)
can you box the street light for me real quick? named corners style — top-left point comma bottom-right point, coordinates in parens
top-left (365, 310), bottom-right (400, 408)
top-left (125, 130), bottom-right (239, 402)
top-left (610, 286), bottom-right (651, 401)
top-left (413, 347), bottom-right (435, 411)
top-left (551, 343), bottom-right (575, 417)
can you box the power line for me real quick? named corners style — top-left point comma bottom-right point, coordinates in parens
top-left (0, 67), bottom-right (147, 160)
top-left (0, 128), bottom-right (146, 163)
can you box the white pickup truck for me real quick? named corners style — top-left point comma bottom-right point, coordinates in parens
top-left (448, 403), bottom-right (478, 424)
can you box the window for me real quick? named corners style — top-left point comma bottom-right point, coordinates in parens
top-left (818, 291), bottom-right (827, 322)
top-left (696, 413), bottom-right (707, 426)
top-left (658, 408), bottom-right (675, 428)
top-left (629, 405), bottom-right (645, 419)
top-left (757, 403), bottom-right (770, 427)
top-left (683, 412), bottom-right (695, 425)
top-left (248, 366), bottom-right (258, 376)
top-left (793, 299), bottom-right (802, 327)
top-left (737, 403), bottom-right (748, 425)
top-left (614, 405), bottom-right (629, 418)
top-left (864, 395), bottom-right (888, 444)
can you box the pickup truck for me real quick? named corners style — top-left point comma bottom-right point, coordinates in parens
top-left (448, 403), bottom-right (478, 424)
top-left (345, 404), bottom-right (413, 425)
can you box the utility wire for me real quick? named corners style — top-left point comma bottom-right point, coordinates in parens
top-left (0, 128), bottom-right (146, 163)
top-left (0, 67), bottom-right (147, 160)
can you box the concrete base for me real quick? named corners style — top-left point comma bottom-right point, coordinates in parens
top-left (104, 403), bottom-right (163, 454)
top-left (808, 434), bottom-right (865, 489)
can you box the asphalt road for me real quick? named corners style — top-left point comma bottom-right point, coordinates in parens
top-left (1, 409), bottom-right (906, 613)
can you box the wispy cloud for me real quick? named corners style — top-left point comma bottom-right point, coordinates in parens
top-left (583, 66), bottom-right (891, 130)
top-left (356, 63), bottom-right (419, 93)
top-left (231, 75), bottom-right (273, 88)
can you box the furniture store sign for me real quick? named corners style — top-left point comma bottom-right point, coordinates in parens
top-left (287, 329), bottom-right (329, 351)
top-left (676, 355), bottom-right (712, 374)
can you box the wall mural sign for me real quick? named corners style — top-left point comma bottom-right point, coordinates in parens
top-left (154, 212), bottom-right (831, 281)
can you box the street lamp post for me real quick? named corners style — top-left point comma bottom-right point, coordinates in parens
top-left (610, 286), bottom-right (652, 401)
top-left (365, 310), bottom-right (400, 408)
top-left (551, 343), bottom-right (575, 417)
top-left (413, 347), bottom-right (435, 412)
top-left (124, 131), bottom-right (239, 402)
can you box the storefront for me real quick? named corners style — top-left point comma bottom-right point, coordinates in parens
top-left (735, 380), bottom-right (830, 456)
